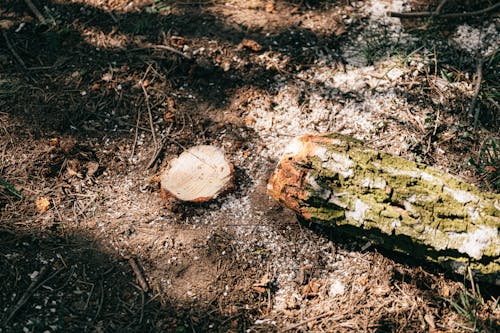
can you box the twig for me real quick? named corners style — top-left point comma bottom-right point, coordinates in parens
top-left (141, 83), bottom-right (158, 149)
top-left (129, 258), bottom-right (149, 292)
top-left (2, 31), bottom-right (26, 69)
top-left (469, 59), bottom-right (484, 128)
top-left (93, 281), bottom-right (104, 321)
top-left (129, 45), bottom-right (192, 60)
top-left (388, 2), bottom-right (500, 19)
top-left (284, 311), bottom-right (345, 331)
top-left (487, 97), bottom-right (500, 110)
top-left (24, 0), bottom-right (46, 25)
top-left (108, 11), bottom-right (119, 23)
top-left (146, 123), bottom-right (173, 169)
top-left (435, 0), bottom-right (449, 14)
top-left (130, 108), bottom-right (141, 159)
top-left (4, 265), bottom-right (49, 324)
top-left (139, 290), bottom-right (145, 324)
top-left (468, 266), bottom-right (477, 297)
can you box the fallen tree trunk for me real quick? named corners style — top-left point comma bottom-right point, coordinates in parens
top-left (268, 133), bottom-right (500, 283)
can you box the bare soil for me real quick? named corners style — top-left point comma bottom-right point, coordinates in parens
top-left (1, 1), bottom-right (499, 332)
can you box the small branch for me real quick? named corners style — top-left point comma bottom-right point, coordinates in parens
top-left (141, 83), bottom-right (158, 148)
top-left (4, 265), bottom-right (49, 325)
top-left (129, 45), bottom-right (192, 60)
top-left (24, 0), bottom-right (46, 25)
top-left (130, 108), bottom-right (141, 159)
top-left (129, 258), bottom-right (149, 292)
top-left (146, 123), bottom-right (173, 169)
top-left (435, 0), bottom-right (449, 14)
top-left (284, 311), bottom-right (345, 331)
top-left (388, 2), bottom-right (500, 19)
top-left (469, 59), bottom-right (484, 128)
top-left (2, 31), bottom-right (26, 69)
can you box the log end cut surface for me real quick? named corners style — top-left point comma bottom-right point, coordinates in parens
top-left (161, 145), bottom-right (233, 202)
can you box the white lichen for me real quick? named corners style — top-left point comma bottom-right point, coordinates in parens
top-left (322, 152), bottom-right (354, 179)
top-left (346, 199), bottom-right (370, 225)
top-left (449, 226), bottom-right (499, 259)
top-left (443, 187), bottom-right (479, 204)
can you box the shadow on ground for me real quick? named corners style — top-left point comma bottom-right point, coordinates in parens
top-left (0, 228), bottom-right (251, 332)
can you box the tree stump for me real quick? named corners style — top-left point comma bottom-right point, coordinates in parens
top-left (161, 145), bottom-right (233, 202)
top-left (268, 133), bottom-right (500, 283)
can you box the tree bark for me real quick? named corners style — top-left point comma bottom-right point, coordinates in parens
top-left (268, 133), bottom-right (500, 283)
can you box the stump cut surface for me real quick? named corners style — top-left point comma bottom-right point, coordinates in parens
top-left (161, 145), bottom-right (233, 202)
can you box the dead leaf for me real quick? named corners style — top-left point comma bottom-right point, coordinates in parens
top-left (166, 97), bottom-right (176, 112)
top-left (244, 116), bottom-right (256, 126)
top-left (239, 38), bottom-right (262, 52)
top-left (142, 79), bottom-right (150, 87)
top-left (148, 174), bottom-right (161, 183)
top-left (485, 166), bottom-right (497, 173)
top-left (221, 61), bottom-right (231, 72)
top-left (297, 264), bottom-right (313, 285)
top-left (0, 20), bottom-right (15, 29)
top-left (59, 138), bottom-right (75, 153)
top-left (36, 197), bottom-right (50, 214)
top-left (285, 294), bottom-right (299, 309)
top-left (91, 83), bottom-right (101, 91)
top-left (440, 284), bottom-right (450, 298)
top-left (424, 313), bottom-right (436, 329)
top-left (301, 280), bottom-right (321, 299)
top-left (49, 138), bottom-right (59, 147)
top-left (66, 159), bottom-right (83, 178)
top-left (334, 25), bottom-right (346, 36)
top-left (87, 219), bottom-right (97, 229)
top-left (163, 112), bottom-right (175, 122)
top-left (252, 274), bottom-right (270, 293)
top-left (356, 275), bottom-right (369, 286)
top-left (85, 161), bottom-right (99, 178)
top-left (102, 72), bottom-right (113, 82)
top-left (372, 285), bottom-right (391, 296)
top-left (265, 2), bottom-right (275, 13)
top-left (171, 36), bottom-right (186, 46)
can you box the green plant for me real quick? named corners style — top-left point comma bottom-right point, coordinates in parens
top-left (444, 276), bottom-right (499, 332)
top-left (481, 50), bottom-right (499, 111)
top-left (360, 27), bottom-right (393, 65)
top-left (0, 178), bottom-right (22, 199)
top-left (469, 137), bottom-right (499, 191)
top-left (145, 0), bottom-right (172, 14)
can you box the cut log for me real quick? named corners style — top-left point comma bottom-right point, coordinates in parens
top-left (268, 133), bottom-right (500, 283)
top-left (161, 145), bottom-right (233, 202)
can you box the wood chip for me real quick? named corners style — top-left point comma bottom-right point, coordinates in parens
top-left (35, 197), bottom-right (50, 213)
top-left (239, 38), bottom-right (262, 52)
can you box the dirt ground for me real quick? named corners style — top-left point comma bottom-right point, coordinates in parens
top-left (1, 0), bottom-right (499, 332)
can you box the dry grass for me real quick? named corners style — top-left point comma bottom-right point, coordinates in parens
top-left (1, 0), bottom-right (499, 332)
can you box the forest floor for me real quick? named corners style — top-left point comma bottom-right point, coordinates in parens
top-left (0, 0), bottom-right (499, 332)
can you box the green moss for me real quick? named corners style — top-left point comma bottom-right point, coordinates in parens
top-left (288, 135), bottom-right (500, 279)
top-left (436, 218), bottom-right (468, 232)
top-left (481, 201), bottom-right (500, 218)
top-left (434, 204), bottom-right (466, 219)
top-left (307, 206), bottom-right (345, 222)
top-left (381, 207), bottom-right (402, 219)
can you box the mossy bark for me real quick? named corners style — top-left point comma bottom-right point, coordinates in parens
top-left (268, 133), bottom-right (500, 284)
